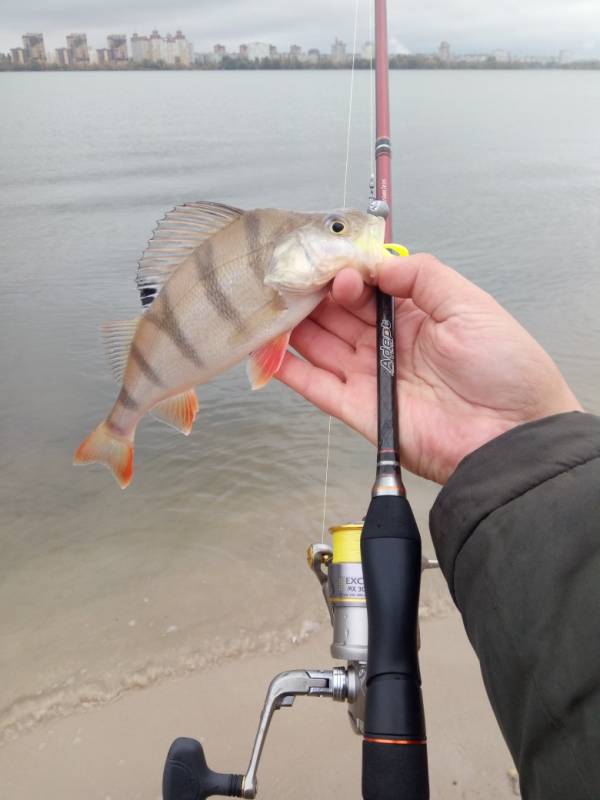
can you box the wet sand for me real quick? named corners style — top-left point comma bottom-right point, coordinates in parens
top-left (0, 611), bottom-right (518, 800)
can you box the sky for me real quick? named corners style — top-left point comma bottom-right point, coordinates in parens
top-left (2, 0), bottom-right (599, 59)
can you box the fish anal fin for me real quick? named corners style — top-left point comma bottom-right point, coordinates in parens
top-left (102, 318), bottom-right (140, 382)
top-left (74, 422), bottom-right (134, 489)
top-left (247, 332), bottom-right (291, 390)
top-left (151, 389), bottom-right (199, 435)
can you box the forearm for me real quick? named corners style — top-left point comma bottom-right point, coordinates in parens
top-left (430, 412), bottom-right (600, 800)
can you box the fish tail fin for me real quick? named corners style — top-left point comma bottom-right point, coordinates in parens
top-left (73, 421), bottom-right (134, 489)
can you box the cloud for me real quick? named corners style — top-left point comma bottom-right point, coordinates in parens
top-left (2, 0), bottom-right (599, 57)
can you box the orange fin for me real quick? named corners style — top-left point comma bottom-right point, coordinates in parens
top-left (73, 422), bottom-right (134, 489)
top-left (247, 332), bottom-right (291, 390)
top-left (151, 389), bottom-right (199, 435)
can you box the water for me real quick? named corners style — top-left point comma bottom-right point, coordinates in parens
top-left (0, 70), bottom-right (599, 743)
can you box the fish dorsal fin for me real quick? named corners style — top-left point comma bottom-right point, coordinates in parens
top-left (136, 201), bottom-right (244, 308)
top-left (102, 318), bottom-right (140, 382)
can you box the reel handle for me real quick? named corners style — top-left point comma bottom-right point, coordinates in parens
top-left (163, 738), bottom-right (243, 799)
top-left (361, 495), bottom-right (429, 799)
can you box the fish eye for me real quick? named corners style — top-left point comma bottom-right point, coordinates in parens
top-left (329, 219), bottom-right (346, 234)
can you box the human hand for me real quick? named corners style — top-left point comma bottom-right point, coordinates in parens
top-left (277, 254), bottom-right (582, 484)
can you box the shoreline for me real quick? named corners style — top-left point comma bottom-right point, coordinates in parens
top-left (0, 611), bottom-right (518, 799)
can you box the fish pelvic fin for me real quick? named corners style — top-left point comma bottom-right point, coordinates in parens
top-left (247, 331), bottom-right (291, 390)
top-left (151, 389), bottom-right (199, 435)
top-left (73, 421), bottom-right (134, 489)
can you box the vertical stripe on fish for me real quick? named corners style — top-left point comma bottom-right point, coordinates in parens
top-left (146, 290), bottom-right (205, 368)
top-left (130, 342), bottom-right (165, 387)
top-left (117, 385), bottom-right (139, 410)
top-left (244, 211), bottom-right (267, 282)
top-left (198, 242), bottom-right (247, 333)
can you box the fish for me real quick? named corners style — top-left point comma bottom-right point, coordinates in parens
top-left (74, 202), bottom-right (385, 488)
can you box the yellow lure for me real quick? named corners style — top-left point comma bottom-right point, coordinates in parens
top-left (383, 242), bottom-right (410, 257)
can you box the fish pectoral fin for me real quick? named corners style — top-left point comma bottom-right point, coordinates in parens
top-left (247, 331), bottom-right (291, 390)
top-left (151, 389), bottom-right (199, 435)
top-left (102, 318), bottom-right (141, 382)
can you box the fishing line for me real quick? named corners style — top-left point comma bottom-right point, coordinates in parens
top-left (320, 415), bottom-right (333, 543)
top-left (321, 0), bottom-right (361, 544)
top-left (369, 0), bottom-right (376, 182)
top-left (342, 0), bottom-right (361, 206)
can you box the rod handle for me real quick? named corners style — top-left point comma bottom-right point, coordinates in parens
top-left (362, 740), bottom-right (429, 800)
top-left (361, 495), bottom-right (429, 799)
top-left (162, 738), bottom-right (243, 799)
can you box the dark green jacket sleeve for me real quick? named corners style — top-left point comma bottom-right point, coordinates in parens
top-left (429, 412), bottom-right (600, 800)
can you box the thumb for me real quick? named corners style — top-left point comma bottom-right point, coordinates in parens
top-left (377, 254), bottom-right (492, 321)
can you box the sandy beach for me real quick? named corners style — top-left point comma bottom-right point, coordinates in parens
top-left (0, 610), bottom-right (518, 800)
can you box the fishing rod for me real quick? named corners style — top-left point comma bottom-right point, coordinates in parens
top-left (161, 2), bottom-right (435, 797)
top-left (361, 0), bottom-right (430, 797)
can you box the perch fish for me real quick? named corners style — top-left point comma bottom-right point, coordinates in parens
top-left (74, 202), bottom-right (385, 487)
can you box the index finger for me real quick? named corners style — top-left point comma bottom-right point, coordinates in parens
top-left (377, 253), bottom-right (492, 321)
top-left (330, 268), bottom-right (376, 325)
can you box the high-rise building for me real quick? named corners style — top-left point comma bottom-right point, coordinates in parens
top-left (209, 43), bottom-right (225, 64)
top-left (174, 30), bottom-right (192, 65)
top-left (239, 44), bottom-right (248, 60)
top-left (247, 42), bottom-right (271, 61)
top-left (439, 41), bottom-right (451, 63)
top-left (22, 33), bottom-right (46, 64)
top-left (162, 34), bottom-right (175, 64)
top-left (96, 49), bottom-right (110, 65)
top-left (107, 35), bottom-right (128, 65)
top-left (307, 48), bottom-right (321, 65)
top-left (10, 47), bottom-right (25, 65)
top-left (130, 33), bottom-right (151, 62)
top-left (361, 41), bottom-right (374, 61)
top-left (149, 30), bottom-right (163, 62)
top-left (130, 30), bottom-right (192, 65)
top-left (67, 33), bottom-right (90, 65)
top-left (331, 38), bottom-right (347, 65)
top-left (55, 47), bottom-right (71, 66)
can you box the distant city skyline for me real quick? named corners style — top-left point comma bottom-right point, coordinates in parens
top-left (2, 31), bottom-right (590, 70)
top-left (1, 0), bottom-right (599, 60)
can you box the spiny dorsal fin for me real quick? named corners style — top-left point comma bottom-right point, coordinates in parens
top-left (102, 318), bottom-right (140, 382)
top-left (136, 201), bottom-right (244, 308)
top-left (151, 389), bottom-right (199, 435)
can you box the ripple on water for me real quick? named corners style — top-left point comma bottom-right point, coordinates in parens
top-left (0, 70), bottom-right (598, 738)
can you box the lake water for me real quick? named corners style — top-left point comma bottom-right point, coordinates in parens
top-left (0, 70), bottom-right (599, 744)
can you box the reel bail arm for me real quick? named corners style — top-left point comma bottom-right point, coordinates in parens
top-left (162, 666), bottom-right (357, 800)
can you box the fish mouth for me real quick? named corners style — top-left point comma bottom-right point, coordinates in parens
top-left (265, 276), bottom-right (331, 296)
top-left (353, 215), bottom-right (387, 266)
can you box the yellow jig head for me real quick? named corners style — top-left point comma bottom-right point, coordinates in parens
top-left (383, 242), bottom-right (410, 257)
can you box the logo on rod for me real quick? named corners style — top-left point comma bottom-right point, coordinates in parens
top-left (379, 319), bottom-right (394, 376)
